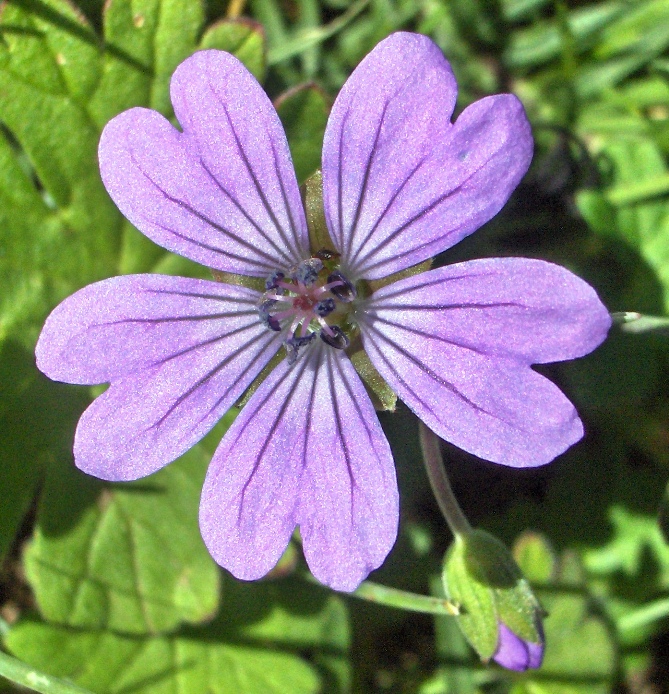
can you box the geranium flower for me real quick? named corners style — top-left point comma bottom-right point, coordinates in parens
top-left (35, 32), bottom-right (610, 591)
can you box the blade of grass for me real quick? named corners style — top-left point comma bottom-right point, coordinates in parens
top-left (267, 0), bottom-right (370, 65)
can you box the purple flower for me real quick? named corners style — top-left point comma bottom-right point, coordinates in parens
top-left (35, 32), bottom-right (611, 591)
top-left (494, 622), bottom-right (544, 671)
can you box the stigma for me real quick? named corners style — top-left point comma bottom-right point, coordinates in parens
top-left (258, 255), bottom-right (356, 363)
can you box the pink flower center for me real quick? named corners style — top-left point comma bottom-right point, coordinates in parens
top-left (259, 257), bottom-right (356, 362)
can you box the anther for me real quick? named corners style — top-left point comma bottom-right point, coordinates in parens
top-left (259, 300), bottom-right (281, 331)
top-left (327, 271), bottom-right (356, 302)
top-left (292, 258), bottom-right (323, 286)
top-left (265, 270), bottom-right (286, 291)
top-left (314, 298), bottom-right (336, 317)
top-left (320, 325), bottom-right (350, 350)
top-left (285, 333), bottom-right (316, 364)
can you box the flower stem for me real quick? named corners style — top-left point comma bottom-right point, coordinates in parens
top-left (419, 422), bottom-right (472, 538)
top-left (350, 580), bottom-right (460, 616)
top-left (0, 651), bottom-right (93, 694)
top-left (302, 572), bottom-right (459, 616)
top-left (226, 0), bottom-right (247, 19)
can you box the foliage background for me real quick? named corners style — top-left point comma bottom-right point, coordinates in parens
top-left (2, 0), bottom-right (669, 691)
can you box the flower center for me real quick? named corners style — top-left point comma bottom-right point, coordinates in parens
top-left (259, 254), bottom-right (357, 363)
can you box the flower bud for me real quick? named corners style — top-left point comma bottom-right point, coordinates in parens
top-left (494, 621), bottom-right (544, 671)
top-left (443, 528), bottom-right (545, 671)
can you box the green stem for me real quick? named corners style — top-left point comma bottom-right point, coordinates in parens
top-left (0, 651), bottom-right (93, 694)
top-left (302, 572), bottom-right (459, 616)
top-left (349, 580), bottom-right (459, 616)
top-left (419, 422), bottom-right (472, 538)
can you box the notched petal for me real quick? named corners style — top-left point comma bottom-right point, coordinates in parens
top-left (322, 32), bottom-right (457, 275)
top-left (359, 259), bottom-right (610, 466)
top-left (36, 275), bottom-right (281, 481)
top-left (200, 344), bottom-right (399, 591)
top-left (99, 50), bottom-right (308, 278)
top-left (323, 31), bottom-right (534, 281)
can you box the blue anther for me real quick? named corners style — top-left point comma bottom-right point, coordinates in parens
top-left (327, 271), bottom-right (356, 302)
top-left (320, 325), bottom-right (350, 350)
top-left (315, 298), bottom-right (336, 317)
top-left (265, 270), bottom-right (286, 291)
top-left (285, 333), bottom-right (316, 364)
top-left (258, 300), bottom-right (281, 331)
top-left (292, 258), bottom-right (323, 286)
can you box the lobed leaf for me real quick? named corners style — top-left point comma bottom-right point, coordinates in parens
top-left (5, 577), bottom-right (349, 693)
top-left (24, 444), bottom-right (220, 634)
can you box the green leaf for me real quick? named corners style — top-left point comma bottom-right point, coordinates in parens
top-left (199, 18), bottom-right (266, 82)
top-left (88, 0), bottom-right (203, 125)
top-left (503, 2), bottom-right (626, 69)
top-left (512, 532), bottom-right (557, 585)
top-left (659, 481), bottom-right (669, 546)
top-left (575, 190), bottom-right (618, 236)
top-left (0, 129), bottom-right (56, 347)
top-left (594, 0), bottom-right (669, 60)
top-left (5, 578), bottom-right (349, 693)
top-left (5, 620), bottom-right (320, 694)
top-left (265, 0), bottom-right (370, 68)
top-left (24, 444), bottom-right (220, 634)
top-left (0, 0), bottom-right (121, 345)
top-left (587, 137), bottom-right (669, 309)
top-left (0, 0), bottom-right (218, 347)
top-left (0, 341), bottom-right (89, 561)
top-left (0, 0), bottom-right (110, 209)
top-left (276, 84), bottom-right (330, 184)
top-left (584, 505), bottom-right (669, 584)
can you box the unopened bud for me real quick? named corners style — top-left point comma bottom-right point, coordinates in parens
top-left (443, 528), bottom-right (545, 671)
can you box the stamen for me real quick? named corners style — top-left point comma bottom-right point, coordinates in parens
top-left (315, 298), bottom-right (336, 317)
top-left (288, 315), bottom-right (303, 336)
top-left (264, 292), bottom-right (290, 302)
top-left (258, 259), bottom-right (356, 361)
top-left (318, 280), bottom-right (345, 294)
top-left (327, 271), bottom-right (356, 302)
top-left (259, 300), bottom-right (281, 331)
top-left (292, 258), bottom-right (324, 286)
top-left (271, 309), bottom-right (295, 322)
top-left (318, 318), bottom-right (334, 336)
top-left (285, 334), bottom-right (316, 364)
top-left (265, 270), bottom-right (286, 291)
top-left (320, 325), bottom-right (350, 350)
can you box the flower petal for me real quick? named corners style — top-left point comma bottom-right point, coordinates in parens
top-left (36, 275), bottom-right (281, 480)
top-left (494, 623), bottom-right (544, 671)
top-left (322, 32), bottom-right (456, 276)
top-left (322, 31), bottom-right (533, 280)
top-left (360, 259), bottom-right (611, 467)
top-left (99, 51), bottom-right (308, 277)
top-left (363, 258), bottom-right (611, 364)
top-left (199, 343), bottom-right (398, 591)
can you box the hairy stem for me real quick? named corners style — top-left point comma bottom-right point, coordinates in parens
top-left (419, 422), bottom-right (472, 537)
